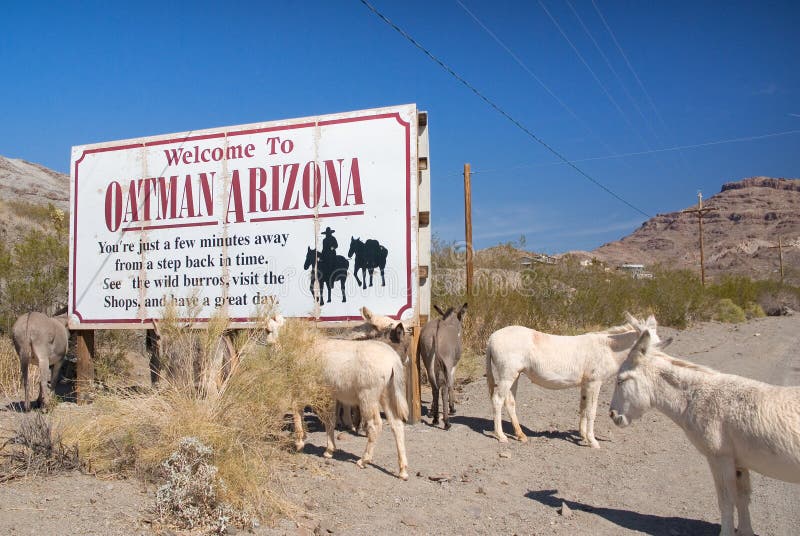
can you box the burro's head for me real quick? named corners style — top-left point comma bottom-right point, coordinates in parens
top-left (610, 329), bottom-right (655, 427)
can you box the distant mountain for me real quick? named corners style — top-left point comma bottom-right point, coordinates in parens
top-left (0, 156), bottom-right (69, 209)
top-left (594, 177), bottom-right (800, 283)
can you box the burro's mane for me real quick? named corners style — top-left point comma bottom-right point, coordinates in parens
top-left (650, 348), bottom-right (717, 375)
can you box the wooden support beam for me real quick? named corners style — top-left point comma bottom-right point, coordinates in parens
top-left (75, 330), bottom-right (95, 405)
top-left (406, 325), bottom-right (422, 424)
top-left (464, 163), bottom-right (474, 297)
top-left (419, 211), bottom-right (430, 227)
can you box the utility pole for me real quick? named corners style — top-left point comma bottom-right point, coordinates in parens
top-left (682, 192), bottom-right (716, 286)
top-left (463, 163), bottom-right (474, 296)
top-left (767, 237), bottom-right (785, 283)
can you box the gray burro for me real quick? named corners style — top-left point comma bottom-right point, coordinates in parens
top-left (12, 311), bottom-right (69, 411)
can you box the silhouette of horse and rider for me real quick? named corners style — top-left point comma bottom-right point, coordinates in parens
top-left (303, 227), bottom-right (389, 306)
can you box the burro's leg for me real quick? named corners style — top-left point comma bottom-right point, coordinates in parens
top-left (584, 380), bottom-right (602, 448)
top-left (441, 369), bottom-right (451, 431)
top-left (321, 406), bottom-right (337, 458)
top-left (506, 375), bottom-right (527, 442)
top-left (707, 455), bottom-right (738, 536)
top-left (383, 401), bottom-right (408, 480)
top-left (579, 383), bottom-right (589, 441)
top-left (357, 405), bottom-right (382, 469)
top-left (735, 467), bottom-right (754, 536)
top-left (36, 350), bottom-right (50, 408)
top-left (293, 406), bottom-right (306, 451)
top-left (20, 359), bottom-right (30, 412)
top-left (491, 378), bottom-right (513, 443)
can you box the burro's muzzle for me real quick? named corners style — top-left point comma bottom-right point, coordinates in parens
top-left (609, 409), bottom-right (629, 427)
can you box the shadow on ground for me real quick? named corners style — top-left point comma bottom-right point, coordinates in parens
top-left (525, 489), bottom-right (719, 536)
top-left (449, 415), bottom-right (584, 445)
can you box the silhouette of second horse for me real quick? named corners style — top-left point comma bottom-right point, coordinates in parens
top-left (348, 237), bottom-right (388, 289)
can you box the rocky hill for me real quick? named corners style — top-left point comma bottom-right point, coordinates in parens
top-left (594, 176), bottom-right (800, 283)
top-left (0, 155), bottom-right (70, 244)
top-left (0, 156), bottom-right (69, 209)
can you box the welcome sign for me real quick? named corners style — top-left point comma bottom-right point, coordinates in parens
top-left (69, 104), bottom-right (422, 328)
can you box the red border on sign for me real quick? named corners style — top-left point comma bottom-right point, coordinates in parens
top-left (71, 111), bottom-right (414, 325)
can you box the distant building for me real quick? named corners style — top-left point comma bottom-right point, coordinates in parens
top-left (520, 254), bottom-right (556, 267)
top-left (618, 263), bottom-right (654, 279)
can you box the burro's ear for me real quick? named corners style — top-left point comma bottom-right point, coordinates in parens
top-left (656, 336), bottom-right (673, 350)
top-left (360, 306), bottom-right (373, 321)
top-left (624, 311), bottom-right (638, 328)
top-left (433, 305), bottom-right (446, 317)
top-left (646, 314), bottom-right (658, 330)
top-left (457, 302), bottom-right (468, 320)
top-left (632, 330), bottom-right (651, 365)
top-left (151, 319), bottom-right (161, 338)
top-left (391, 322), bottom-right (406, 343)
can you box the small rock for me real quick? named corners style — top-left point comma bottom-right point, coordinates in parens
top-left (428, 474), bottom-right (451, 482)
top-left (499, 451), bottom-right (511, 459)
top-left (558, 502), bottom-right (573, 518)
top-left (89, 497), bottom-right (97, 504)
top-left (754, 333), bottom-right (761, 337)
top-left (476, 486), bottom-right (487, 495)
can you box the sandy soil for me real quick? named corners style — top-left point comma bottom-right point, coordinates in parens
top-left (1, 315), bottom-right (798, 535)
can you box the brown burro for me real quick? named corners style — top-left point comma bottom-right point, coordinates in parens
top-left (420, 303), bottom-right (467, 430)
top-left (12, 311), bottom-right (70, 411)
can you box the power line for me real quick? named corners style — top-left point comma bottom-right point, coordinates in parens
top-left (538, 0), bottom-right (649, 150)
top-left (590, 0), bottom-right (694, 176)
top-left (358, 0), bottom-right (650, 218)
top-left (447, 128), bottom-right (800, 176)
top-left (455, 0), bottom-right (631, 168)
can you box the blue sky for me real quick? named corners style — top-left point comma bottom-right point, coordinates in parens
top-left (2, 1), bottom-right (798, 253)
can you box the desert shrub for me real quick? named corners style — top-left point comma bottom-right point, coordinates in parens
top-left (707, 275), bottom-right (759, 308)
top-left (743, 301), bottom-right (766, 319)
top-left (0, 412), bottom-right (79, 482)
top-left (756, 283), bottom-right (800, 315)
top-left (0, 204), bottom-right (69, 334)
top-left (156, 437), bottom-right (245, 533)
top-left (638, 268), bottom-right (707, 328)
top-left (60, 309), bottom-right (328, 527)
top-left (711, 298), bottom-right (746, 323)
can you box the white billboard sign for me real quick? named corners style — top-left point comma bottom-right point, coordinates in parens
top-left (69, 104), bottom-right (421, 328)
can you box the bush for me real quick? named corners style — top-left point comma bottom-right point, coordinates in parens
top-left (743, 301), bottom-right (766, 319)
top-left (0, 412), bottom-right (79, 482)
top-left (0, 203), bottom-right (69, 334)
top-left (711, 299), bottom-right (746, 323)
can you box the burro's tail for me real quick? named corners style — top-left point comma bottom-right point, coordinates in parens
top-left (486, 339), bottom-right (496, 399)
top-left (387, 357), bottom-right (409, 422)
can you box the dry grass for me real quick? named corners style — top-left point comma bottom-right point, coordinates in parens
top-left (0, 336), bottom-right (43, 404)
top-left (59, 307), bottom-right (330, 528)
top-left (0, 412), bottom-right (79, 482)
top-left (0, 336), bottom-right (20, 398)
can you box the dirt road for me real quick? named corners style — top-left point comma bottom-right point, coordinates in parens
top-left (0, 315), bottom-right (798, 535)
